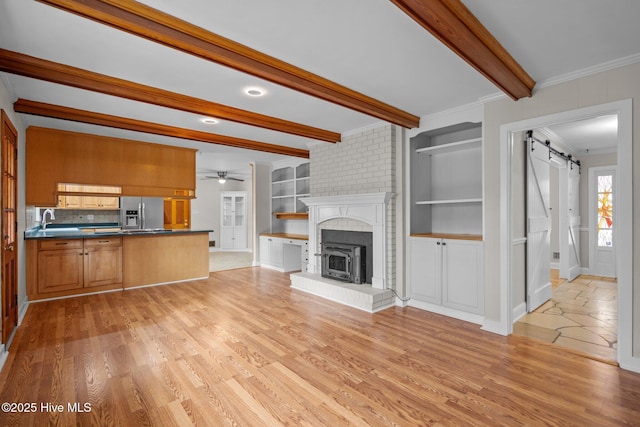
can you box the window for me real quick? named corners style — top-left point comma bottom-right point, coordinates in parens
top-left (597, 174), bottom-right (613, 247)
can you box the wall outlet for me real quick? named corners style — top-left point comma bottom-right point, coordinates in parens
top-left (87, 214), bottom-right (95, 220)
top-left (553, 252), bottom-right (560, 259)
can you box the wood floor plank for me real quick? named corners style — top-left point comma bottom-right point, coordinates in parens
top-left (1, 268), bottom-right (640, 426)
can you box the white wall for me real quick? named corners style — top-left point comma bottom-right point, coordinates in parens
top-left (484, 62), bottom-right (640, 360)
top-left (191, 175), bottom-right (252, 247)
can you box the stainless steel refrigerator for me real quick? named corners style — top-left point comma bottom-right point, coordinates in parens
top-left (120, 197), bottom-right (165, 229)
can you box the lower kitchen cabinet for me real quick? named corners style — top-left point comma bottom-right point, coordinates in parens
top-left (409, 236), bottom-right (484, 317)
top-left (30, 237), bottom-right (123, 299)
top-left (27, 232), bottom-right (210, 301)
top-left (260, 235), bottom-right (308, 272)
top-left (83, 238), bottom-right (123, 287)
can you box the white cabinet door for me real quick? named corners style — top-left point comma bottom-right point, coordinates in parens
top-left (220, 192), bottom-right (247, 250)
top-left (442, 239), bottom-right (484, 315)
top-left (259, 236), bottom-right (283, 269)
top-left (408, 237), bottom-right (441, 305)
top-left (259, 236), bottom-right (270, 265)
top-left (270, 238), bottom-right (283, 268)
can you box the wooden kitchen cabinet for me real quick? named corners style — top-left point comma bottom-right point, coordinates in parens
top-left (57, 184), bottom-right (121, 209)
top-left (37, 239), bottom-right (84, 294)
top-left (28, 237), bottom-right (123, 300)
top-left (27, 127), bottom-right (196, 206)
top-left (83, 238), bottom-right (123, 287)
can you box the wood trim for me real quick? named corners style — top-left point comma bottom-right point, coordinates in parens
top-left (273, 212), bottom-right (309, 220)
top-left (390, 0), bottom-right (535, 100)
top-left (14, 99), bottom-right (309, 158)
top-left (37, 0), bottom-right (420, 129)
top-left (0, 48), bottom-right (339, 143)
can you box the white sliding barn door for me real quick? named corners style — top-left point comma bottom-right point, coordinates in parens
top-left (560, 163), bottom-right (581, 281)
top-left (526, 138), bottom-right (552, 312)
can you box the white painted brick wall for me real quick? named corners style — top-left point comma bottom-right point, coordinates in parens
top-left (310, 124), bottom-right (397, 290)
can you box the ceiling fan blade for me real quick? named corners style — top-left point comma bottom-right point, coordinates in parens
top-left (228, 177), bottom-right (244, 182)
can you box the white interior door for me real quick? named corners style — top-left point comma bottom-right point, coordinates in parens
top-left (590, 167), bottom-right (616, 278)
top-left (526, 137), bottom-right (552, 312)
top-left (560, 162), bottom-right (581, 281)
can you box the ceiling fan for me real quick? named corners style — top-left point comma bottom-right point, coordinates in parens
top-left (202, 171), bottom-right (244, 183)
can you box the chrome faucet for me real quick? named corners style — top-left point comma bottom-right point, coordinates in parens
top-left (42, 209), bottom-right (56, 229)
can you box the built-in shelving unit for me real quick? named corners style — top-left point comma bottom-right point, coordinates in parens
top-left (271, 162), bottom-right (310, 218)
top-left (409, 122), bottom-right (483, 237)
top-left (408, 120), bottom-right (485, 321)
top-left (271, 161), bottom-right (310, 234)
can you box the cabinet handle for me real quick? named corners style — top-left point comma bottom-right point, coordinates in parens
top-left (436, 241), bottom-right (441, 245)
top-left (55, 242), bottom-right (68, 245)
top-left (442, 242), bottom-right (447, 246)
top-left (98, 240), bottom-right (110, 243)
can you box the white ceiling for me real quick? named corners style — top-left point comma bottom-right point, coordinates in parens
top-left (1, 0), bottom-right (639, 173)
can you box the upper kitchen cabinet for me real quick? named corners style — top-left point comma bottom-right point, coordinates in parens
top-left (57, 184), bottom-right (121, 209)
top-left (26, 127), bottom-right (196, 206)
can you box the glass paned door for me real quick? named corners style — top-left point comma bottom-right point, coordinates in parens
top-left (597, 174), bottom-right (613, 247)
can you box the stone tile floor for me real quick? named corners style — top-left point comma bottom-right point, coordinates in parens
top-left (514, 271), bottom-right (617, 362)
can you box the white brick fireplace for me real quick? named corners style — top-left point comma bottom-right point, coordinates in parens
top-left (290, 192), bottom-right (395, 312)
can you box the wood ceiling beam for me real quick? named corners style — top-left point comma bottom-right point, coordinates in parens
top-left (0, 49), bottom-right (339, 143)
top-left (14, 99), bottom-right (309, 158)
top-left (37, 0), bottom-right (420, 129)
top-left (390, 0), bottom-right (535, 100)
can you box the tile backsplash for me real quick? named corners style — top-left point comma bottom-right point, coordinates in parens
top-left (34, 208), bottom-right (120, 227)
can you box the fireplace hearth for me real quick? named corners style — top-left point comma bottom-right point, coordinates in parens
top-left (290, 192), bottom-right (394, 312)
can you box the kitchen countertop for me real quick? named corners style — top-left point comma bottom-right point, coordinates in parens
top-left (260, 233), bottom-right (308, 240)
top-left (25, 225), bottom-right (213, 240)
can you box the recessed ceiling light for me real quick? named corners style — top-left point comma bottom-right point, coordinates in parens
top-left (201, 117), bottom-right (219, 125)
top-left (244, 86), bottom-right (266, 97)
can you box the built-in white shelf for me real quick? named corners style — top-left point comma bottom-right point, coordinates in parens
top-left (415, 137), bottom-right (481, 155)
top-left (416, 198), bottom-right (482, 205)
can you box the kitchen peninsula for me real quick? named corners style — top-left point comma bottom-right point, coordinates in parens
top-left (24, 126), bottom-right (210, 301)
top-left (25, 226), bottom-right (211, 301)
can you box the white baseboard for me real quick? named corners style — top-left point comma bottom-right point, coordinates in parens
top-left (408, 299), bottom-right (484, 326)
top-left (512, 302), bottom-right (527, 322)
top-left (18, 300), bottom-right (29, 324)
top-left (481, 319), bottom-right (509, 336)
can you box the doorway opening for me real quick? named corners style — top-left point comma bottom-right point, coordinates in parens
top-left (515, 118), bottom-right (618, 362)
top-left (499, 99), bottom-right (632, 368)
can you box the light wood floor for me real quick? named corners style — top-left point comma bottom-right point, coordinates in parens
top-left (1, 268), bottom-right (640, 426)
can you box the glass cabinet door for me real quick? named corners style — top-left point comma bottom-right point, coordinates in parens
top-left (222, 195), bottom-right (233, 227)
top-left (234, 195), bottom-right (245, 227)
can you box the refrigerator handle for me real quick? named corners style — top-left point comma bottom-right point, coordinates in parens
top-left (141, 202), bottom-right (146, 229)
